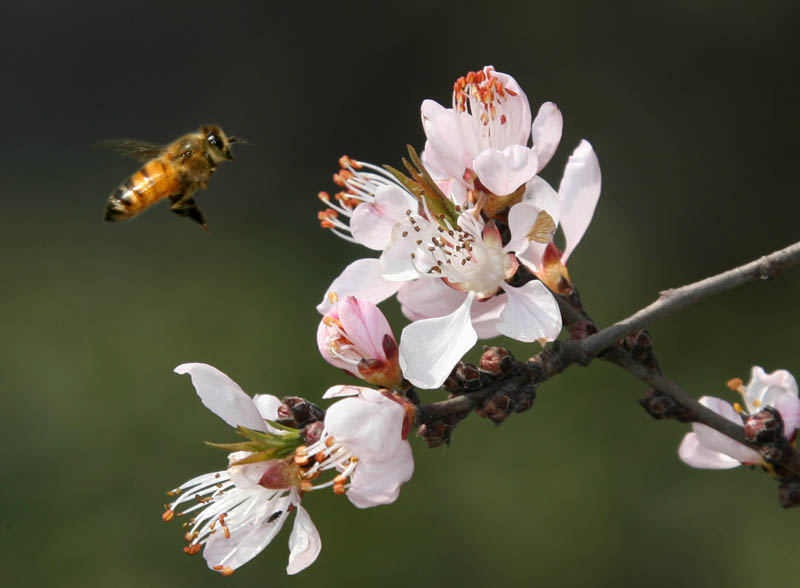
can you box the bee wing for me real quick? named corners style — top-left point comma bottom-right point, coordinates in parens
top-left (95, 139), bottom-right (165, 162)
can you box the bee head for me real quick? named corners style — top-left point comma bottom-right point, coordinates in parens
top-left (200, 124), bottom-right (235, 162)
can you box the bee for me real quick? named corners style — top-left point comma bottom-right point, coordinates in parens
top-left (102, 124), bottom-right (238, 230)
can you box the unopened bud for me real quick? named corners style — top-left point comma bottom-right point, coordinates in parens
top-left (477, 393), bottom-right (514, 425)
top-left (302, 421), bottom-right (324, 445)
top-left (281, 397), bottom-right (325, 427)
top-left (639, 389), bottom-right (692, 422)
top-left (417, 421), bottom-right (452, 448)
top-left (515, 382), bottom-right (537, 413)
top-left (479, 346), bottom-right (515, 378)
top-left (455, 362), bottom-right (483, 391)
top-left (744, 407), bottom-right (783, 445)
top-left (568, 320), bottom-right (598, 341)
top-left (778, 478), bottom-right (800, 508)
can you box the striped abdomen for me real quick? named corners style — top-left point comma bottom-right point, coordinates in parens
top-left (105, 158), bottom-right (181, 222)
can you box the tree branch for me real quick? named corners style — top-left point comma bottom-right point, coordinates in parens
top-left (415, 239), bottom-right (800, 475)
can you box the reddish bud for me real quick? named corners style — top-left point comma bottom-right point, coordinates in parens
top-left (744, 407), bottom-right (783, 445)
top-left (480, 346), bottom-right (515, 378)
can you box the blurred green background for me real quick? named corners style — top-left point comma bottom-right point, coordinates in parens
top-left (2, 1), bottom-right (799, 586)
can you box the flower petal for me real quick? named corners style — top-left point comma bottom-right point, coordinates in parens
top-left (399, 293), bottom-right (478, 389)
top-left (316, 258), bottom-right (401, 315)
top-left (775, 393), bottom-right (800, 439)
top-left (338, 296), bottom-right (394, 361)
top-left (322, 384), bottom-right (363, 399)
top-left (350, 185), bottom-right (418, 250)
top-left (505, 200), bottom-right (542, 255)
top-left (380, 220), bottom-right (436, 281)
top-left (203, 495), bottom-right (292, 572)
top-left (324, 391), bottom-right (405, 461)
top-left (518, 177), bottom-right (561, 270)
top-left (496, 281), bottom-right (561, 343)
top-left (420, 99), bottom-right (469, 182)
top-left (558, 140), bottom-right (601, 263)
top-left (531, 102), bottom-right (562, 171)
top-left (693, 397), bottom-right (761, 464)
top-left (227, 452), bottom-right (272, 489)
top-left (473, 145), bottom-right (538, 196)
top-left (470, 295), bottom-right (506, 339)
top-left (347, 443), bottom-right (414, 508)
top-left (397, 278), bottom-right (467, 321)
top-left (744, 366), bottom-right (799, 414)
top-left (174, 363), bottom-right (267, 432)
top-left (678, 433), bottom-right (742, 469)
top-left (286, 505), bottom-right (321, 575)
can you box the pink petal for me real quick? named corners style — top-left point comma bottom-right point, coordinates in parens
top-left (226, 452), bottom-right (272, 490)
top-left (316, 258), bottom-right (401, 315)
top-left (379, 220), bottom-right (436, 281)
top-left (286, 505), bottom-right (321, 575)
top-left (322, 385), bottom-right (363, 399)
top-left (505, 200), bottom-right (542, 255)
top-left (518, 177), bottom-right (562, 270)
top-left (473, 145), bottom-right (538, 196)
top-left (470, 295), bottom-right (506, 338)
top-left (693, 397), bottom-right (761, 464)
top-left (174, 363), bottom-right (267, 432)
top-left (497, 281), bottom-right (561, 343)
top-left (531, 102), bottom-right (563, 171)
top-left (347, 443), bottom-right (414, 508)
top-left (559, 140), bottom-right (601, 263)
top-left (399, 292), bottom-right (478, 389)
top-left (324, 392), bottom-right (405, 461)
top-left (350, 185), bottom-right (417, 250)
top-left (338, 296), bottom-right (395, 361)
top-left (678, 433), bottom-right (742, 469)
top-left (744, 366), bottom-right (799, 414)
top-left (776, 393), bottom-right (800, 439)
top-left (420, 99), bottom-right (469, 182)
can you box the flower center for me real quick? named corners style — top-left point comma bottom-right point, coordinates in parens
top-left (453, 66), bottom-right (520, 154)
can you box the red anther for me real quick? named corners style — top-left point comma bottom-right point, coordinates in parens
top-left (184, 531), bottom-right (198, 542)
top-left (162, 509), bottom-right (175, 522)
top-left (490, 103), bottom-right (497, 120)
top-left (466, 71), bottom-right (476, 84)
top-left (333, 484), bottom-right (346, 495)
top-left (213, 565), bottom-right (224, 571)
top-left (505, 88), bottom-right (518, 96)
top-left (220, 567), bottom-right (235, 576)
top-left (183, 544), bottom-right (202, 555)
top-left (338, 155), bottom-right (352, 169)
top-left (500, 114), bottom-right (507, 125)
top-left (317, 191), bottom-right (330, 202)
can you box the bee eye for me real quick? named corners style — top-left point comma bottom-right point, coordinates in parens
top-left (207, 134), bottom-right (222, 149)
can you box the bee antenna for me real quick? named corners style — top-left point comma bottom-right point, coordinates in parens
top-left (228, 136), bottom-right (253, 146)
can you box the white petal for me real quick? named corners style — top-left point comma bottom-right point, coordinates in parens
top-left (497, 281), bottom-right (561, 343)
top-left (531, 102), bottom-right (563, 171)
top-left (473, 145), bottom-right (538, 196)
top-left (316, 258), bottom-right (401, 315)
top-left (693, 397), bottom-right (761, 464)
top-left (397, 278), bottom-right (467, 321)
top-left (420, 99), bottom-right (469, 182)
top-left (678, 433), bottom-right (741, 469)
top-left (744, 366), bottom-right (799, 414)
top-left (203, 495), bottom-right (292, 571)
top-left (286, 505), bottom-right (321, 575)
top-left (379, 220), bottom-right (434, 281)
top-left (559, 140), bottom-right (601, 263)
top-left (519, 177), bottom-right (561, 270)
top-left (252, 394), bottom-right (282, 421)
top-left (350, 185), bottom-right (418, 250)
top-left (399, 293), bottom-right (478, 389)
top-left (347, 443), bottom-right (414, 508)
top-left (776, 393), bottom-right (800, 439)
top-left (505, 201), bottom-right (542, 255)
top-left (322, 384), bottom-right (363, 399)
top-left (470, 295), bottom-right (506, 339)
top-left (227, 453), bottom-right (271, 490)
top-left (324, 393), bottom-right (405, 462)
top-left (174, 363), bottom-right (267, 432)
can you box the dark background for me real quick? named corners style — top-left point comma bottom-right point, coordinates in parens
top-left (1, 1), bottom-right (799, 586)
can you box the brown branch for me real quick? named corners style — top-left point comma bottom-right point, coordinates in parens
top-left (415, 239), bottom-right (800, 475)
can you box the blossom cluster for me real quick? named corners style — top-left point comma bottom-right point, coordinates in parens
top-left (158, 65), bottom-right (797, 576)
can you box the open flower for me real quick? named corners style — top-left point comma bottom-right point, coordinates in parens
top-left (678, 366), bottom-right (800, 469)
top-left (421, 65), bottom-right (562, 202)
top-left (163, 363), bottom-right (319, 576)
top-left (511, 139), bottom-right (602, 293)
top-left (163, 364), bottom-right (415, 575)
top-left (317, 295), bottom-right (402, 388)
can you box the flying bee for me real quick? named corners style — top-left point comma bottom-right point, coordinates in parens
top-left (102, 124), bottom-right (238, 230)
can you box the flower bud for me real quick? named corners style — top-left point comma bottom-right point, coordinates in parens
top-left (317, 296), bottom-right (402, 388)
top-left (744, 407), bottom-right (783, 445)
top-left (568, 320), bottom-right (598, 341)
top-left (417, 420), bottom-right (453, 448)
top-left (281, 396), bottom-right (325, 428)
top-left (479, 346), bottom-right (516, 379)
top-left (455, 362), bottom-right (483, 391)
top-left (639, 389), bottom-right (692, 422)
top-left (476, 392), bottom-right (514, 425)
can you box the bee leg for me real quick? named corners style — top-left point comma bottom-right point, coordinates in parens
top-left (169, 197), bottom-right (208, 231)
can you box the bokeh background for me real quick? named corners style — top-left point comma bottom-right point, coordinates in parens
top-left (2, 1), bottom-right (799, 586)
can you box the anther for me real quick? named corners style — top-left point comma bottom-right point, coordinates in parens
top-left (300, 480), bottom-right (313, 492)
top-left (327, 292), bottom-right (339, 304)
top-left (317, 191), bottom-right (331, 202)
top-left (220, 566), bottom-right (235, 576)
top-left (325, 436), bottom-right (335, 447)
top-left (726, 377), bottom-right (744, 392)
top-left (162, 509), bottom-right (175, 522)
top-left (183, 544), bottom-right (202, 555)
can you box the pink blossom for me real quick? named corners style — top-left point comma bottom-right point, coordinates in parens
top-left (317, 295), bottom-right (402, 388)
